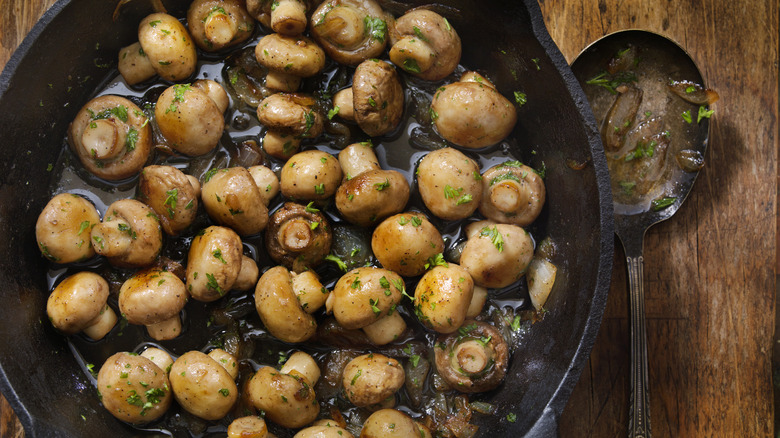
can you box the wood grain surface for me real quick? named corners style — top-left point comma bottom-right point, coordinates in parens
top-left (0, 0), bottom-right (777, 437)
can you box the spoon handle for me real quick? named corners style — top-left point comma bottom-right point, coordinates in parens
top-left (627, 252), bottom-right (651, 438)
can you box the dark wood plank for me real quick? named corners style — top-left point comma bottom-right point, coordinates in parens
top-left (539, 0), bottom-right (778, 436)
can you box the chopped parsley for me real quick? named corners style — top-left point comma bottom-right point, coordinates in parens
top-left (514, 91), bottom-right (527, 106)
top-left (697, 105), bottom-right (714, 123)
top-left (479, 226), bottom-right (504, 252)
top-left (163, 188), bottom-right (178, 218)
top-left (364, 16), bottom-right (387, 42)
top-left (651, 197), bottom-right (677, 211)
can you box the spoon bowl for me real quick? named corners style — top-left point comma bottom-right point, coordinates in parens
top-left (572, 30), bottom-right (714, 437)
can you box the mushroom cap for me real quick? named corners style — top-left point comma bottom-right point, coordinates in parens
top-left (430, 74), bottom-right (517, 149)
top-left (433, 321), bottom-right (509, 393)
top-left (201, 166), bottom-right (269, 236)
top-left (92, 199), bottom-right (163, 268)
top-left (169, 351), bottom-right (238, 420)
top-left (479, 162), bottom-right (546, 226)
top-left (68, 95), bottom-right (152, 180)
top-left (342, 353), bottom-right (405, 406)
top-left (119, 268), bottom-right (188, 326)
top-left (371, 213), bottom-right (444, 277)
top-left (413, 263), bottom-right (474, 333)
top-left (138, 13), bottom-right (197, 82)
top-left (138, 165), bottom-right (200, 236)
top-left (265, 202), bottom-right (332, 272)
top-left (255, 33), bottom-right (326, 77)
top-left (295, 424), bottom-right (353, 438)
top-left (459, 222), bottom-right (534, 288)
top-left (254, 266), bottom-right (317, 343)
top-left (331, 267), bottom-right (403, 330)
top-left (335, 169), bottom-right (410, 227)
top-left (360, 409), bottom-right (426, 437)
top-left (247, 0), bottom-right (316, 35)
top-left (280, 150), bottom-right (343, 201)
top-left (417, 147), bottom-right (483, 220)
top-left (256, 93), bottom-right (324, 138)
top-left (36, 193), bottom-right (100, 263)
top-left (228, 416), bottom-right (269, 438)
top-left (388, 9), bottom-right (461, 81)
top-left (352, 60), bottom-right (404, 137)
top-left (46, 272), bottom-right (110, 335)
top-left (185, 225), bottom-right (244, 302)
top-left (155, 83), bottom-right (225, 156)
top-left (309, 0), bottom-right (390, 66)
top-left (187, 0), bottom-right (255, 52)
top-left (97, 352), bottom-right (172, 424)
top-left (246, 366), bottom-right (320, 429)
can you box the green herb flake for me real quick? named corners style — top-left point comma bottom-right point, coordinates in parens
top-left (364, 16), bottom-right (387, 42)
top-left (410, 354), bottom-right (420, 367)
top-left (410, 216), bottom-right (422, 227)
top-left (424, 253), bottom-right (448, 270)
top-left (206, 273), bottom-right (224, 296)
top-left (403, 58), bottom-right (421, 74)
top-left (314, 183), bottom-right (325, 195)
top-left (479, 226), bottom-right (504, 252)
top-left (351, 369), bottom-right (362, 385)
top-left (374, 178), bottom-right (390, 191)
top-left (213, 249), bottom-right (227, 264)
top-left (163, 188), bottom-right (178, 219)
top-left (682, 109), bottom-right (693, 123)
top-left (651, 197), bottom-right (677, 211)
top-left (697, 105), bottom-right (714, 123)
top-left (327, 106), bottom-right (340, 119)
top-left (218, 388), bottom-right (230, 397)
top-left (305, 202), bottom-right (320, 213)
top-left (514, 91), bottom-right (527, 106)
top-left (507, 412), bottom-right (517, 423)
top-left (325, 254), bottom-right (348, 272)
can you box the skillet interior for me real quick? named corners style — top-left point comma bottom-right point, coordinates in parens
top-left (0, 0), bottom-right (613, 436)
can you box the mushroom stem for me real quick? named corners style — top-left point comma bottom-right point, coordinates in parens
top-left (390, 36), bottom-right (435, 73)
top-left (81, 119), bottom-right (126, 160)
top-left (204, 11), bottom-right (238, 46)
top-left (333, 88), bottom-right (355, 121)
top-left (265, 71), bottom-right (301, 92)
top-left (233, 255), bottom-right (259, 291)
top-left (278, 218), bottom-right (313, 251)
top-left (452, 340), bottom-right (492, 375)
top-left (338, 142), bottom-right (379, 179)
top-left (82, 305), bottom-right (118, 340)
top-left (489, 180), bottom-right (529, 214)
top-left (362, 311), bottom-right (406, 345)
top-left (118, 42), bottom-right (156, 85)
top-left (271, 0), bottom-right (308, 35)
top-left (145, 315), bottom-right (182, 341)
top-left (263, 131), bottom-right (301, 159)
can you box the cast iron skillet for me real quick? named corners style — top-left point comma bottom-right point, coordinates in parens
top-left (0, 0), bottom-right (613, 436)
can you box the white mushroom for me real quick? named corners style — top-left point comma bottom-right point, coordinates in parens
top-left (371, 213), bottom-right (444, 277)
top-left (246, 365), bottom-right (320, 429)
top-left (459, 221), bottom-right (534, 288)
top-left (342, 353), bottom-right (404, 407)
top-left (255, 34), bottom-right (326, 92)
top-left (309, 0), bottom-right (391, 66)
top-left (281, 150), bottom-right (342, 201)
top-left (119, 268), bottom-right (189, 340)
top-left (90, 199), bottom-right (163, 268)
top-left (169, 351), bottom-right (238, 420)
top-left (97, 352), bottom-right (172, 424)
top-left (122, 13), bottom-right (198, 83)
top-left (201, 167), bottom-right (269, 236)
top-left (187, 0), bottom-right (255, 52)
top-left (388, 9), bottom-right (461, 81)
top-left (479, 161), bottom-right (546, 226)
top-left (416, 147), bottom-right (482, 220)
top-left (155, 82), bottom-right (227, 157)
top-left (138, 165), bottom-right (200, 236)
top-left (186, 225), bottom-right (259, 301)
top-left (46, 272), bottom-right (117, 340)
top-left (36, 193), bottom-right (100, 263)
top-left (254, 266), bottom-right (317, 343)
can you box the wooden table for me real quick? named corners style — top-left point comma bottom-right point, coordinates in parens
top-left (1, 1), bottom-right (777, 436)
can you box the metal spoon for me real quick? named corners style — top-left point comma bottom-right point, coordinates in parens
top-left (571, 30), bottom-right (714, 438)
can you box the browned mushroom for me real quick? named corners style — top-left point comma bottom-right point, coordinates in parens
top-left (138, 165), bottom-right (200, 236)
top-left (90, 199), bottom-right (163, 268)
top-left (371, 213), bottom-right (444, 277)
top-left (388, 8), bottom-right (461, 81)
top-left (36, 193), bottom-right (101, 263)
top-left (342, 353), bottom-right (405, 407)
top-left (417, 147), bottom-right (483, 220)
top-left (201, 166), bottom-right (269, 236)
top-left (309, 0), bottom-right (391, 66)
top-left (255, 33), bottom-right (326, 91)
top-left (434, 321), bottom-right (509, 393)
top-left (246, 365), bottom-right (320, 429)
top-left (186, 226), bottom-right (259, 301)
top-left (68, 95), bottom-right (152, 180)
top-left (265, 202), bottom-right (332, 272)
top-left (280, 150), bottom-right (343, 201)
top-left (46, 272), bottom-right (117, 340)
top-left (459, 221), bottom-right (534, 288)
top-left (119, 268), bottom-right (189, 340)
top-left (257, 93), bottom-right (324, 138)
top-left (247, 0), bottom-right (315, 36)
top-left (187, 0), bottom-right (255, 52)
top-left (430, 72), bottom-right (517, 149)
top-left (335, 60), bottom-right (404, 137)
top-left (97, 352), bottom-right (172, 424)
top-left (155, 82), bottom-right (227, 157)
top-left (254, 266), bottom-right (318, 343)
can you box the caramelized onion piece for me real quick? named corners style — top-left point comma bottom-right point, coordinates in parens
top-left (601, 84), bottom-right (643, 152)
top-left (668, 80), bottom-right (720, 105)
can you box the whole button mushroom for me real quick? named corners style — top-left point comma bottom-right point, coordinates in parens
top-left (246, 365), bottom-right (320, 429)
top-left (97, 352), bottom-right (173, 424)
top-left (335, 143), bottom-right (410, 227)
top-left (413, 262), bottom-right (474, 333)
top-left (360, 408), bottom-right (431, 437)
top-left (388, 9), bottom-right (461, 81)
top-left (430, 72), bottom-right (517, 149)
top-left (141, 347), bottom-right (174, 374)
top-left (257, 94), bottom-right (324, 159)
top-left (280, 150), bottom-right (343, 201)
top-left (434, 321), bottom-right (509, 393)
top-left (416, 147), bottom-right (483, 220)
top-left (295, 424), bottom-right (354, 438)
top-left (247, 0), bottom-right (315, 36)
top-left (342, 353), bottom-right (404, 407)
top-left (169, 351), bottom-right (238, 420)
top-left (209, 348), bottom-right (240, 379)
top-left (201, 167), bottom-right (269, 236)
top-left (333, 60), bottom-right (404, 137)
top-left (254, 266), bottom-right (318, 343)
top-left (187, 0), bottom-right (255, 52)
top-left (186, 226), bottom-right (259, 302)
top-left (118, 13), bottom-right (197, 84)
top-left (479, 161), bottom-right (546, 226)
top-left (36, 193), bottom-right (100, 263)
top-left (265, 202), bottom-right (332, 272)
top-left (138, 165), bottom-right (200, 236)
top-left (155, 82), bottom-right (227, 156)
top-left (309, 0), bottom-right (391, 66)
top-left (68, 95), bottom-right (152, 180)
top-left (280, 351), bottom-right (321, 385)
top-left (228, 416), bottom-right (269, 438)
top-left (119, 268), bottom-right (189, 341)
top-left (255, 34), bottom-right (326, 92)
top-left (90, 199), bottom-right (163, 268)
top-left (371, 213), bottom-right (444, 277)
top-left (459, 221), bottom-right (534, 288)
top-left (329, 267), bottom-right (405, 342)
top-left (46, 272), bottom-right (117, 340)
